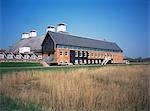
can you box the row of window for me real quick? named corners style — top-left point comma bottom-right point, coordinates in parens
top-left (75, 51), bottom-right (87, 57)
top-left (58, 50), bottom-right (119, 58)
top-left (59, 59), bottom-right (119, 64)
top-left (0, 54), bottom-right (42, 60)
top-left (59, 50), bottom-right (68, 56)
top-left (59, 60), bottom-right (68, 64)
top-left (75, 59), bottom-right (102, 64)
top-left (75, 59), bottom-right (119, 64)
top-left (75, 51), bottom-right (118, 58)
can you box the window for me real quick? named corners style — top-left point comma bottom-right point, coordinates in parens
top-left (79, 51), bottom-right (82, 57)
top-left (84, 59), bottom-right (87, 64)
top-left (60, 50), bottom-right (63, 56)
top-left (16, 55), bottom-right (21, 59)
top-left (24, 55), bottom-right (29, 59)
top-left (7, 54), bottom-right (13, 59)
top-left (91, 53), bottom-right (94, 57)
top-left (109, 54), bottom-right (112, 57)
top-left (95, 53), bottom-right (97, 57)
top-left (75, 51), bottom-right (78, 57)
top-left (79, 59), bottom-right (82, 64)
top-left (88, 52), bottom-right (90, 57)
top-left (107, 53), bottom-right (110, 57)
top-left (38, 55), bottom-right (42, 59)
top-left (31, 55), bottom-right (37, 59)
top-left (60, 60), bottom-right (63, 64)
top-left (99, 60), bottom-right (101, 63)
top-left (65, 51), bottom-right (68, 56)
top-left (92, 60), bottom-right (94, 64)
top-left (84, 51), bottom-right (87, 57)
top-left (88, 60), bottom-right (91, 64)
top-left (95, 60), bottom-right (98, 64)
top-left (0, 54), bottom-right (4, 59)
top-left (65, 60), bottom-right (68, 64)
top-left (75, 59), bottom-right (78, 63)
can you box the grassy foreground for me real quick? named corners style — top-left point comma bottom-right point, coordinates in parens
top-left (0, 62), bottom-right (42, 67)
top-left (0, 64), bottom-right (150, 111)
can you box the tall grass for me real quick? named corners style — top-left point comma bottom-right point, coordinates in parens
top-left (0, 65), bottom-right (149, 111)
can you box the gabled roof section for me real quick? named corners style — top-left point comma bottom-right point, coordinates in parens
top-left (10, 35), bottom-right (45, 52)
top-left (48, 31), bottom-right (122, 51)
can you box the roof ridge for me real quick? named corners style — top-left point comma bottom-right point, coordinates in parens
top-left (49, 31), bottom-right (115, 44)
top-left (48, 31), bottom-right (122, 51)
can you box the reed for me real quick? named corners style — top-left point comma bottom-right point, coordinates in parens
top-left (0, 65), bottom-right (149, 111)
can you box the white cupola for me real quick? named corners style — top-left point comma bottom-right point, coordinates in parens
top-left (22, 32), bottom-right (29, 39)
top-left (29, 30), bottom-right (37, 37)
top-left (46, 26), bottom-right (55, 32)
top-left (56, 23), bottom-right (67, 33)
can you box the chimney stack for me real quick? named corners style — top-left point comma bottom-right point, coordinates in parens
top-left (46, 26), bottom-right (55, 32)
top-left (29, 30), bottom-right (37, 37)
top-left (22, 32), bottom-right (29, 39)
top-left (57, 23), bottom-right (67, 33)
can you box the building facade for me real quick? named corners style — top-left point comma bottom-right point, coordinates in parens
top-left (2, 23), bottom-right (123, 65)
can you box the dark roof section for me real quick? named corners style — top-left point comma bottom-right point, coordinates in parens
top-left (10, 35), bottom-right (45, 52)
top-left (10, 31), bottom-right (122, 52)
top-left (48, 31), bottom-right (122, 51)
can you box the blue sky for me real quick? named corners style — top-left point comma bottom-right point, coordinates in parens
top-left (0, 0), bottom-right (149, 58)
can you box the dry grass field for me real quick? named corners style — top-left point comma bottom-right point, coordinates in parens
top-left (0, 64), bottom-right (150, 111)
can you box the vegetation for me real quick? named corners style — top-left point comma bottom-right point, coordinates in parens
top-left (0, 95), bottom-right (42, 111)
top-left (0, 64), bottom-right (102, 75)
top-left (0, 64), bottom-right (149, 111)
top-left (0, 62), bottom-right (42, 67)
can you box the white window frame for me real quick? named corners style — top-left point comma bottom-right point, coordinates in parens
top-left (75, 51), bottom-right (78, 57)
top-left (24, 54), bottom-right (30, 59)
top-left (79, 51), bottom-right (82, 57)
top-left (95, 60), bottom-right (98, 64)
top-left (7, 54), bottom-right (13, 59)
top-left (75, 59), bottom-right (78, 64)
top-left (99, 60), bottom-right (101, 64)
top-left (79, 59), bottom-right (82, 64)
top-left (84, 51), bottom-right (87, 57)
top-left (88, 60), bottom-right (91, 64)
top-left (92, 60), bottom-right (94, 64)
top-left (0, 54), bottom-right (4, 59)
top-left (84, 59), bottom-right (87, 64)
top-left (16, 55), bottom-right (22, 59)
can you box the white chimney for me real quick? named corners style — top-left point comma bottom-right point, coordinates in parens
top-left (46, 26), bottom-right (55, 32)
top-left (29, 30), bottom-right (37, 37)
top-left (57, 23), bottom-right (67, 32)
top-left (22, 32), bottom-right (29, 39)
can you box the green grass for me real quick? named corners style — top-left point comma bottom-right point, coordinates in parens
top-left (0, 65), bottom-right (102, 75)
top-left (0, 63), bottom-right (149, 75)
top-left (0, 95), bottom-right (42, 111)
top-left (0, 62), bottom-right (42, 67)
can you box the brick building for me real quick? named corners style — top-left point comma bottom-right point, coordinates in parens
top-left (9, 23), bottom-right (123, 65)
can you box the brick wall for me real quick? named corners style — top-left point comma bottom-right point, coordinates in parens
top-left (55, 48), bottom-right (70, 64)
